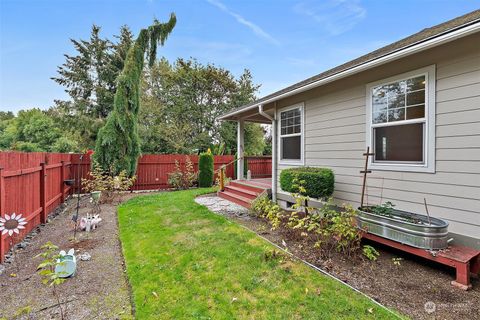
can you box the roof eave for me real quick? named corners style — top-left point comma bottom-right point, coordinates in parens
top-left (218, 20), bottom-right (480, 121)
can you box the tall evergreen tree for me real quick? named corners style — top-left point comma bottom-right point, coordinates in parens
top-left (51, 25), bottom-right (133, 149)
top-left (94, 15), bottom-right (176, 176)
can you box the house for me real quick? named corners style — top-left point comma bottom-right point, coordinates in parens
top-left (218, 10), bottom-right (480, 249)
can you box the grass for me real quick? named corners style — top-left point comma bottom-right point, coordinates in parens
top-left (118, 188), bottom-right (402, 319)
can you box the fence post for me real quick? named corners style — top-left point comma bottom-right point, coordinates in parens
top-left (40, 162), bottom-right (47, 224)
top-left (219, 166), bottom-right (225, 192)
top-left (60, 160), bottom-right (65, 203)
top-left (0, 167), bottom-right (5, 263)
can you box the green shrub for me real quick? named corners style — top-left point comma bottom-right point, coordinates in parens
top-left (168, 156), bottom-right (197, 190)
top-left (250, 193), bottom-right (283, 229)
top-left (280, 167), bottom-right (334, 199)
top-left (198, 149), bottom-right (214, 187)
top-left (363, 245), bottom-right (380, 261)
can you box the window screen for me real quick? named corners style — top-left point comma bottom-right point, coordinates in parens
top-left (374, 123), bottom-right (424, 162)
top-left (280, 107), bottom-right (302, 161)
top-left (281, 136), bottom-right (301, 160)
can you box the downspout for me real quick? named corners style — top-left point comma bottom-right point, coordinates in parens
top-left (258, 105), bottom-right (277, 202)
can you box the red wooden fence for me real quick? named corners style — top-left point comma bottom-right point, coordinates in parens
top-left (71, 154), bottom-right (236, 191)
top-left (0, 152), bottom-right (72, 263)
top-left (245, 156), bottom-right (272, 178)
top-left (1, 152), bottom-right (272, 262)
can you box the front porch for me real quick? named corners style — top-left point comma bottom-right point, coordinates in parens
top-left (218, 104), bottom-right (277, 207)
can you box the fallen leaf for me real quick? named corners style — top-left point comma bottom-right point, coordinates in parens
top-left (305, 288), bottom-right (309, 294)
top-left (231, 297), bottom-right (238, 303)
top-left (152, 291), bottom-right (158, 298)
top-left (368, 308), bottom-right (373, 314)
top-left (10, 273), bottom-right (17, 278)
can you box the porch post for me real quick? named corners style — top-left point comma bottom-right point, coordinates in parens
top-left (271, 115), bottom-right (277, 201)
top-left (237, 120), bottom-right (245, 180)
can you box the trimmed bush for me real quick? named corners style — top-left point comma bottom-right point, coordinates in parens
top-left (280, 167), bottom-right (334, 199)
top-left (198, 150), bottom-right (214, 187)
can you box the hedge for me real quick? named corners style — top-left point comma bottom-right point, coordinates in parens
top-left (280, 167), bottom-right (334, 199)
top-left (198, 150), bottom-right (214, 187)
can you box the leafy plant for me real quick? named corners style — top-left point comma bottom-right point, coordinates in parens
top-left (280, 167), bottom-right (334, 199)
top-left (250, 193), bottom-right (283, 229)
top-left (363, 245), bottom-right (380, 261)
top-left (368, 201), bottom-right (395, 218)
top-left (82, 164), bottom-right (136, 203)
top-left (328, 204), bottom-right (362, 255)
top-left (198, 149), bottom-right (214, 187)
top-left (36, 242), bottom-right (67, 320)
top-left (168, 156), bottom-right (197, 190)
top-left (253, 179), bottom-right (361, 258)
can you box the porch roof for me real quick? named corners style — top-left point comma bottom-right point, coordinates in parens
top-left (218, 9), bottom-right (480, 122)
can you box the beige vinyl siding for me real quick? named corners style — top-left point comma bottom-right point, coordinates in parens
top-left (276, 34), bottom-right (480, 240)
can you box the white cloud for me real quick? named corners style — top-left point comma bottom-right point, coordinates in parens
top-left (294, 0), bottom-right (366, 36)
top-left (206, 0), bottom-right (280, 46)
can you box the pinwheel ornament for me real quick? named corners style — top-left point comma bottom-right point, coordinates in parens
top-left (0, 213), bottom-right (27, 236)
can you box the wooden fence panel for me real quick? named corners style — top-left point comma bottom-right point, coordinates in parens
top-left (245, 156), bottom-right (272, 178)
top-left (0, 152), bottom-right (74, 262)
top-left (0, 152), bottom-right (270, 262)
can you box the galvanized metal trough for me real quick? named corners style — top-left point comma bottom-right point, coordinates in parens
top-left (357, 207), bottom-right (449, 250)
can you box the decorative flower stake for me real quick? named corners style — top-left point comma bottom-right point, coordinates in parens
top-left (0, 213), bottom-right (27, 236)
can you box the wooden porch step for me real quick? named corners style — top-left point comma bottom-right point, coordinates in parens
top-left (224, 185), bottom-right (260, 200)
top-left (218, 190), bottom-right (253, 208)
top-left (229, 181), bottom-right (266, 194)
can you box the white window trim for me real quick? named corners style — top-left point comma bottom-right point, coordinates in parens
top-left (365, 65), bottom-right (436, 173)
top-left (277, 103), bottom-right (305, 166)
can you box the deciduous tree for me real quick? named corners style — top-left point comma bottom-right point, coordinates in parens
top-left (140, 58), bottom-right (266, 155)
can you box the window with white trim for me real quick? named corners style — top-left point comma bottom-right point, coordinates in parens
top-left (279, 104), bottom-right (303, 163)
top-left (367, 66), bottom-right (435, 172)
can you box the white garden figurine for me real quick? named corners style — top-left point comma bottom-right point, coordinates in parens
top-left (79, 214), bottom-right (102, 232)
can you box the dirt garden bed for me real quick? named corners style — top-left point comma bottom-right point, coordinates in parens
top-left (0, 193), bottom-right (139, 320)
top-left (196, 194), bottom-right (480, 320)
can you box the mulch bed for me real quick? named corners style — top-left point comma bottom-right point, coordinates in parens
top-left (197, 194), bottom-right (480, 320)
top-left (0, 194), bottom-right (137, 320)
top-left (238, 214), bottom-right (480, 320)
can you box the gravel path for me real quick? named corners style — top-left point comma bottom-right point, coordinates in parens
top-left (0, 194), bottom-right (135, 320)
top-left (195, 194), bottom-right (250, 217)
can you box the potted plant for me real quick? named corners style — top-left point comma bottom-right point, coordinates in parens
top-left (357, 201), bottom-right (449, 250)
top-left (90, 190), bottom-right (101, 202)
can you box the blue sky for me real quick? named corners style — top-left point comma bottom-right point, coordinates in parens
top-left (1, 0), bottom-right (479, 112)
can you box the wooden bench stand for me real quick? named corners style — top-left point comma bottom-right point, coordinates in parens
top-left (362, 232), bottom-right (480, 290)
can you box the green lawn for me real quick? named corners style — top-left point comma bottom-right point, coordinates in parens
top-left (118, 189), bottom-right (401, 319)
